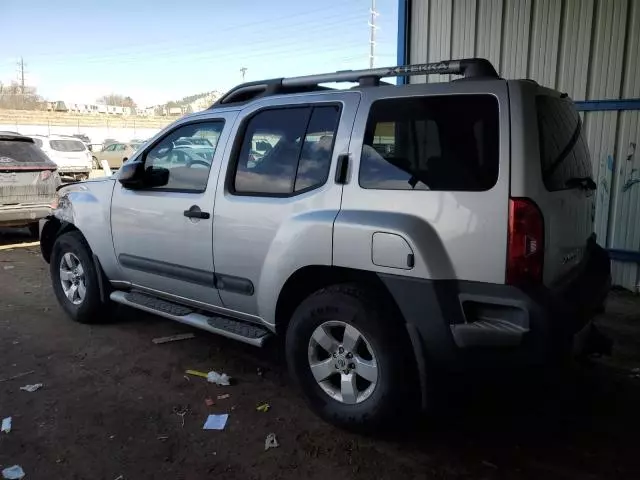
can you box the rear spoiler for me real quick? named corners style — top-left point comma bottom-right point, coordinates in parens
top-left (0, 163), bottom-right (57, 171)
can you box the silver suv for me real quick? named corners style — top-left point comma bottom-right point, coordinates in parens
top-left (40, 59), bottom-right (611, 430)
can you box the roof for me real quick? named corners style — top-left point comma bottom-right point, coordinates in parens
top-left (0, 133), bottom-right (35, 143)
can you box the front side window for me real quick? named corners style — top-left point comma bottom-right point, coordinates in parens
top-left (233, 105), bottom-right (340, 195)
top-left (359, 95), bottom-right (499, 191)
top-left (104, 144), bottom-right (116, 152)
top-left (143, 121), bottom-right (224, 192)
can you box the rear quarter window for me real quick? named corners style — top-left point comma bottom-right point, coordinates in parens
top-left (359, 94), bottom-right (499, 191)
top-left (49, 140), bottom-right (86, 152)
top-left (536, 96), bottom-right (592, 191)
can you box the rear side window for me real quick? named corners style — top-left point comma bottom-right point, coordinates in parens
top-left (0, 139), bottom-right (54, 164)
top-left (233, 105), bottom-right (340, 195)
top-left (359, 95), bottom-right (499, 191)
top-left (537, 96), bottom-right (592, 191)
top-left (50, 140), bottom-right (86, 152)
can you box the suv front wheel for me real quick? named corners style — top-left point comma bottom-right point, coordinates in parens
top-left (50, 231), bottom-right (113, 323)
top-left (286, 283), bottom-right (417, 431)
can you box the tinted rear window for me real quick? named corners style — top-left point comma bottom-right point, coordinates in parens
top-left (537, 96), bottom-right (592, 191)
top-left (359, 95), bottom-right (499, 191)
top-left (49, 139), bottom-right (86, 152)
top-left (0, 139), bottom-right (54, 164)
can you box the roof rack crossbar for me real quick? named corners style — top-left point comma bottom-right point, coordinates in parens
top-left (213, 58), bottom-right (497, 106)
top-left (283, 58), bottom-right (497, 87)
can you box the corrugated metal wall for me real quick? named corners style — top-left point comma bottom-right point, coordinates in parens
top-left (408, 0), bottom-right (640, 291)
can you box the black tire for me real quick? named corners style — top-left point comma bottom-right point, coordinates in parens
top-left (50, 231), bottom-right (113, 324)
top-left (27, 223), bottom-right (39, 238)
top-left (286, 283), bottom-right (418, 432)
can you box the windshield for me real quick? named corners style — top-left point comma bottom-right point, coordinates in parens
top-left (49, 139), bottom-right (87, 152)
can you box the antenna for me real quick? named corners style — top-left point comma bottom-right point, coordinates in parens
top-left (240, 67), bottom-right (248, 82)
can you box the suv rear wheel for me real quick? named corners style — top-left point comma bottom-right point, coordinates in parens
top-left (50, 231), bottom-right (113, 323)
top-left (286, 283), bottom-right (417, 431)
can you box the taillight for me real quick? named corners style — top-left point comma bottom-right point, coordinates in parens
top-left (39, 170), bottom-right (53, 181)
top-left (506, 198), bottom-right (544, 285)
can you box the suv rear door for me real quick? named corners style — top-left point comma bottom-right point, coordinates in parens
top-left (212, 92), bottom-right (359, 319)
top-left (335, 81), bottom-right (510, 284)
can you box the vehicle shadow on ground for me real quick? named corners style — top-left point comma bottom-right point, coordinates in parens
top-left (30, 258), bottom-right (639, 478)
top-left (0, 227), bottom-right (37, 247)
top-left (113, 296), bottom-right (640, 478)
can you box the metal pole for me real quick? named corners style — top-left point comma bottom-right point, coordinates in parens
top-left (369, 0), bottom-right (377, 68)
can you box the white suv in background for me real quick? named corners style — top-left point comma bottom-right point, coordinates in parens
top-left (30, 135), bottom-right (93, 180)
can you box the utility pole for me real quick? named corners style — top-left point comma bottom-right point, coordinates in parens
top-left (368, 0), bottom-right (379, 68)
top-left (17, 57), bottom-right (26, 94)
top-left (240, 67), bottom-right (247, 82)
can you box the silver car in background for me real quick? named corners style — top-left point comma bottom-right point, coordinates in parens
top-left (0, 134), bottom-right (61, 236)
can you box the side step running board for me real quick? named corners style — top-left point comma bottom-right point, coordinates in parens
top-left (110, 291), bottom-right (272, 347)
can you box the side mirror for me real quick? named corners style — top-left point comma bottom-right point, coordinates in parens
top-left (118, 161), bottom-right (169, 189)
top-left (145, 166), bottom-right (170, 187)
top-left (118, 161), bottom-right (145, 189)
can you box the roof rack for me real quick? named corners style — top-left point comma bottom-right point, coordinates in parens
top-left (213, 58), bottom-right (498, 107)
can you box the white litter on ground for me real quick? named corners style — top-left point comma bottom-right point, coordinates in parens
top-left (1, 465), bottom-right (25, 479)
top-left (20, 383), bottom-right (43, 392)
top-left (264, 432), bottom-right (280, 451)
top-left (1, 417), bottom-right (11, 433)
top-left (207, 371), bottom-right (231, 386)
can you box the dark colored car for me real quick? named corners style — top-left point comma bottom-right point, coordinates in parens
top-left (72, 134), bottom-right (91, 144)
top-left (0, 134), bottom-right (61, 236)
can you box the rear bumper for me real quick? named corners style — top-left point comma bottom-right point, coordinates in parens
top-left (57, 166), bottom-right (91, 174)
top-left (379, 242), bottom-right (611, 371)
top-left (0, 204), bottom-right (52, 227)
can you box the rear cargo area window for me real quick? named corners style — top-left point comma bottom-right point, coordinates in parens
top-left (536, 96), bottom-right (593, 191)
top-left (0, 139), bottom-right (52, 164)
top-left (359, 95), bottom-right (499, 191)
top-left (49, 140), bottom-right (86, 152)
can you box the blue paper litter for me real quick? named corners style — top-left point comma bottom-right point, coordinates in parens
top-left (203, 414), bottom-right (229, 430)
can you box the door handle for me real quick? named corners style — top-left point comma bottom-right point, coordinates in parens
top-left (184, 205), bottom-right (210, 219)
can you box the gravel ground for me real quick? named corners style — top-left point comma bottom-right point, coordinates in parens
top-left (1, 227), bottom-right (640, 480)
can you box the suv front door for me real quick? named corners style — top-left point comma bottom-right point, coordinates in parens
top-left (111, 114), bottom-right (236, 308)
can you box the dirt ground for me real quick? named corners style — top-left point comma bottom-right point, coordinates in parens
top-left (1, 227), bottom-right (640, 480)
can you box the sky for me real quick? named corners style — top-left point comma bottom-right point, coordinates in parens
top-left (0, 0), bottom-right (398, 107)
